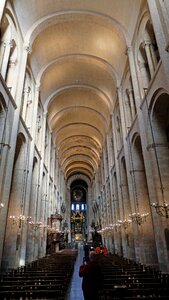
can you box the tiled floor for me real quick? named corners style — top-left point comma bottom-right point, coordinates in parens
top-left (65, 244), bottom-right (84, 300)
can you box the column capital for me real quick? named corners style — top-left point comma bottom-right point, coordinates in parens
top-left (43, 110), bottom-right (48, 117)
top-left (116, 85), bottom-right (121, 91)
top-left (127, 87), bottom-right (133, 95)
top-left (116, 85), bottom-right (123, 95)
top-left (35, 84), bottom-right (40, 92)
top-left (9, 58), bottom-right (17, 67)
top-left (23, 42), bottom-right (32, 54)
top-left (110, 112), bottom-right (115, 119)
top-left (125, 45), bottom-right (133, 55)
top-left (138, 61), bottom-right (145, 69)
top-left (23, 86), bottom-right (31, 94)
top-left (144, 40), bottom-right (152, 47)
top-left (125, 99), bottom-right (129, 106)
top-left (3, 39), bottom-right (14, 48)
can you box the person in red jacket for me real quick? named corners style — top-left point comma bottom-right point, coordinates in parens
top-left (79, 251), bottom-right (103, 300)
top-left (102, 245), bottom-right (108, 256)
top-left (95, 245), bottom-right (101, 254)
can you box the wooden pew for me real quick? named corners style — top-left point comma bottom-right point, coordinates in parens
top-left (0, 249), bottom-right (77, 299)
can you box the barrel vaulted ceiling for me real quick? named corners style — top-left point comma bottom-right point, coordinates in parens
top-left (10, 0), bottom-right (144, 182)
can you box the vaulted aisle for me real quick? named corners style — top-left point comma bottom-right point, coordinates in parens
top-left (0, 0), bottom-right (169, 285)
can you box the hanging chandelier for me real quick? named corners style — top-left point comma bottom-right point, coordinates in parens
top-left (129, 212), bottom-right (149, 225)
top-left (28, 220), bottom-right (43, 231)
top-left (151, 202), bottom-right (169, 218)
top-left (118, 218), bottom-right (132, 229)
top-left (9, 214), bottom-right (32, 226)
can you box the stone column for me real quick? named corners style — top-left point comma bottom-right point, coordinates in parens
top-left (1, 141), bottom-right (28, 271)
top-left (1, 40), bottom-right (13, 79)
top-left (147, 0), bottom-right (169, 84)
top-left (117, 86), bottom-right (134, 209)
top-left (0, 0), bottom-right (6, 23)
top-left (111, 113), bottom-right (123, 255)
top-left (158, 0), bottom-right (169, 36)
top-left (124, 95), bottom-right (131, 129)
top-left (138, 61), bottom-right (149, 93)
top-left (22, 87), bottom-right (30, 120)
top-left (127, 88), bottom-right (136, 120)
top-left (144, 40), bottom-right (155, 77)
top-left (24, 85), bottom-right (40, 264)
top-left (0, 44), bottom-right (30, 271)
top-left (149, 42), bottom-right (158, 69)
top-left (37, 112), bottom-right (48, 258)
top-left (126, 45), bottom-right (162, 268)
top-left (106, 135), bottom-right (113, 223)
top-left (66, 186), bottom-right (71, 243)
top-left (102, 148), bottom-right (110, 236)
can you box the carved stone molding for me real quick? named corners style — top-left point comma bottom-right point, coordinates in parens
top-left (67, 173), bottom-right (91, 189)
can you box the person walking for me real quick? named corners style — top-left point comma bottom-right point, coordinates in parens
top-left (79, 250), bottom-right (103, 300)
top-left (83, 242), bottom-right (90, 263)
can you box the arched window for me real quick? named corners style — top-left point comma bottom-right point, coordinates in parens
top-left (138, 19), bottom-right (160, 92)
top-left (145, 21), bottom-right (160, 68)
top-left (0, 14), bottom-right (19, 97)
top-left (0, 16), bottom-right (12, 77)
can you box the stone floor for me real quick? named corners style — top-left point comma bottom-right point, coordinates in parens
top-left (65, 244), bottom-right (84, 300)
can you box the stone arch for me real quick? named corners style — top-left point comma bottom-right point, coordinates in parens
top-left (0, 11), bottom-right (20, 95)
top-left (131, 133), bottom-right (158, 267)
top-left (67, 174), bottom-right (91, 189)
top-left (131, 133), bottom-right (150, 214)
top-left (2, 132), bottom-right (27, 270)
top-left (144, 20), bottom-right (160, 64)
top-left (135, 11), bottom-right (159, 96)
top-left (66, 173), bottom-right (92, 242)
top-left (148, 91), bottom-right (169, 205)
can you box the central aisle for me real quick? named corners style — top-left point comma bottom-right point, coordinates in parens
top-left (65, 244), bottom-right (84, 300)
